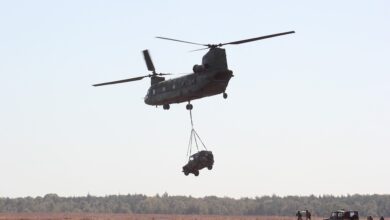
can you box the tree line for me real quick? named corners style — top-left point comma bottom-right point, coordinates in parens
top-left (0, 194), bottom-right (389, 217)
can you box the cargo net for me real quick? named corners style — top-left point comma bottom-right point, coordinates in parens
top-left (187, 110), bottom-right (207, 157)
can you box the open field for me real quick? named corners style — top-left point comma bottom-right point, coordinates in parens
top-left (0, 214), bottom-right (326, 220)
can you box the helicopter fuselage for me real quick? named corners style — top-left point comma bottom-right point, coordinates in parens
top-left (144, 47), bottom-right (233, 106)
top-left (144, 69), bottom-right (233, 106)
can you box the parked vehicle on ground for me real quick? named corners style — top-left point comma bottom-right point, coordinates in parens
top-left (324, 210), bottom-right (359, 220)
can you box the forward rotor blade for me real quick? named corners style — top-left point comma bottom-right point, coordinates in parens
top-left (156, 36), bottom-right (205, 46)
top-left (221, 31), bottom-right (295, 46)
top-left (93, 76), bottom-right (147, 87)
top-left (143, 50), bottom-right (155, 72)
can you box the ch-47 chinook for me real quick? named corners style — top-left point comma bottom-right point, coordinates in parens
top-left (93, 31), bottom-right (295, 110)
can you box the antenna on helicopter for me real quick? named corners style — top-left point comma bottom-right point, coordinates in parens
top-left (92, 50), bottom-right (171, 87)
top-left (156, 31), bottom-right (295, 51)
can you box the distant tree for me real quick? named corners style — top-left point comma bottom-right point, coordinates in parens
top-left (1, 194), bottom-right (390, 216)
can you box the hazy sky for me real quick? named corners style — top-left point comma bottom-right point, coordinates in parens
top-left (1, 0), bottom-right (389, 198)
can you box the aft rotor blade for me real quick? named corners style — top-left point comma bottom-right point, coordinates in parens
top-left (93, 76), bottom-right (147, 87)
top-left (143, 50), bottom-right (155, 72)
top-left (221, 31), bottom-right (295, 46)
top-left (189, 47), bottom-right (209, 52)
top-left (156, 36), bottom-right (205, 46)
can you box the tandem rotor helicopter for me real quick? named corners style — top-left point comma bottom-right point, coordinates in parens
top-left (93, 31), bottom-right (295, 110)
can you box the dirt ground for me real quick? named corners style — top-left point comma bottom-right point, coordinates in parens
top-left (0, 214), bottom-right (325, 220)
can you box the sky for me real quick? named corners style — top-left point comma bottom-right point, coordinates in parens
top-left (0, 0), bottom-right (389, 198)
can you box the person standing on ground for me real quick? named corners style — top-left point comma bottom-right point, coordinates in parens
top-left (297, 211), bottom-right (303, 220)
top-left (305, 210), bottom-right (311, 220)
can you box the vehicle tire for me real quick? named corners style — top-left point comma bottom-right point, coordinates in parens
top-left (207, 165), bottom-right (213, 170)
top-left (184, 172), bottom-right (189, 176)
top-left (186, 103), bottom-right (193, 110)
top-left (163, 104), bottom-right (170, 110)
top-left (223, 93), bottom-right (228, 99)
top-left (194, 170), bottom-right (199, 176)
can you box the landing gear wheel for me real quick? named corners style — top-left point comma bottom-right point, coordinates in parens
top-left (207, 166), bottom-right (213, 170)
top-left (194, 170), bottom-right (199, 176)
top-left (184, 171), bottom-right (189, 176)
top-left (186, 103), bottom-right (193, 110)
top-left (223, 93), bottom-right (228, 99)
top-left (163, 104), bottom-right (170, 110)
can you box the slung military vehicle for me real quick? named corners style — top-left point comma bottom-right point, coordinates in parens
top-left (182, 150), bottom-right (214, 176)
top-left (93, 31), bottom-right (295, 110)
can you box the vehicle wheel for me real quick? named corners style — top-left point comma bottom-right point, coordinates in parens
top-left (163, 104), bottom-right (170, 110)
top-left (186, 103), bottom-right (193, 110)
top-left (194, 170), bottom-right (199, 176)
top-left (223, 93), bottom-right (228, 99)
top-left (207, 165), bottom-right (213, 170)
top-left (184, 172), bottom-right (189, 176)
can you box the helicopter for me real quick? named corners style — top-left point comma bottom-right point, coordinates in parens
top-left (93, 31), bottom-right (295, 110)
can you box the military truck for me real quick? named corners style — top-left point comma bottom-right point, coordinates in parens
top-left (182, 150), bottom-right (214, 176)
top-left (324, 210), bottom-right (359, 220)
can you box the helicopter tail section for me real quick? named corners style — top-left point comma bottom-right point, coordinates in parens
top-left (202, 48), bottom-right (228, 70)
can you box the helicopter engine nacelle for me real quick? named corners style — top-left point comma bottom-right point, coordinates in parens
top-left (193, 64), bottom-right (206, 73)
